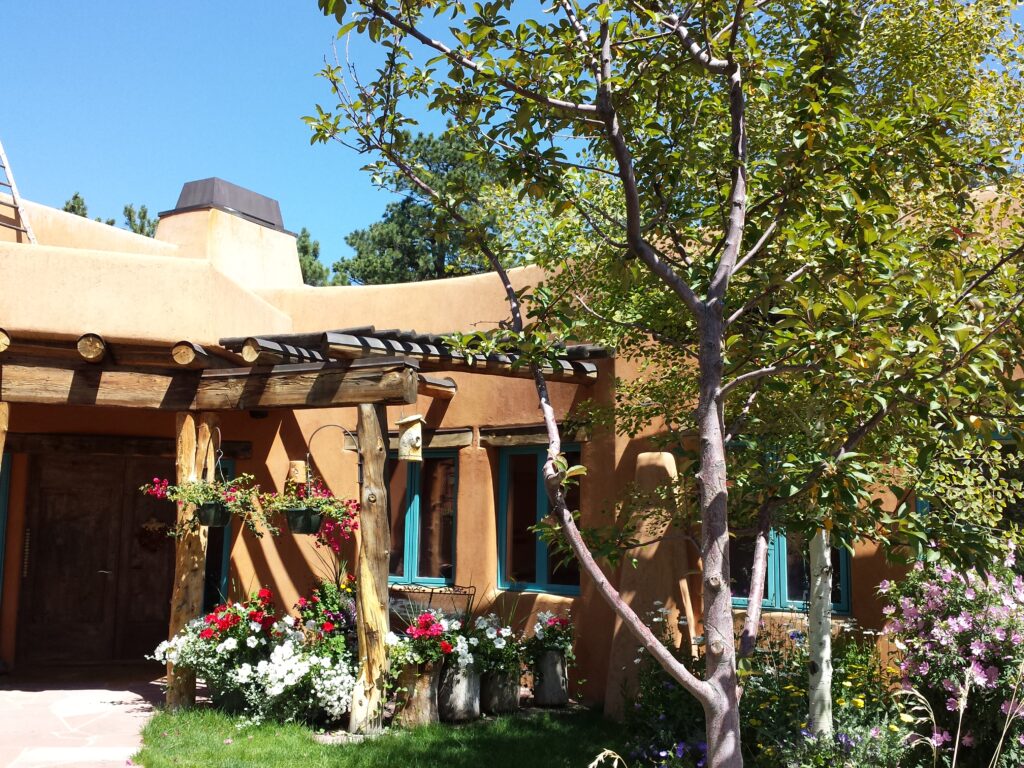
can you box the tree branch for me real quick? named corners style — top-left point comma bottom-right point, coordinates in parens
top-left (719, 364), bottom-right (815, 398)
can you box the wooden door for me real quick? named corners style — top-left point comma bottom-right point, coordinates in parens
top-left (18, 455), bottom-right (126, 663)
top-left (114, 457), bottom-right (176, 660)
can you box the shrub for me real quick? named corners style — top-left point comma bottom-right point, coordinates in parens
top-left (624, 612), bottom-right (908, 768)
top-left (883, 557), bottom-right (1024, 767)
top-left (471, 613), bottom-right (523, 674)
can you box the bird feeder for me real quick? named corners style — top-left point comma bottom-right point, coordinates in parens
top-left (396, 414), bottom-right (426, 462)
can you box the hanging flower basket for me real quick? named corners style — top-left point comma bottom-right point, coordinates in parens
top-left (196, 501), bottom-right (231, 528)
top-left (284, 506), bottom-right (324, 535)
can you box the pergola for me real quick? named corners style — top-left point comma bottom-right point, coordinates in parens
top-left (0, 325), bottom-right (605, 731)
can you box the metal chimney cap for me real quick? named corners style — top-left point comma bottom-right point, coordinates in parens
top-left (160, 178), bottom-right (286, 231)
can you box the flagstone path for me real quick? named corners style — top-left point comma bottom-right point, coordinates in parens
top-left (0, 665), bottom-right (163, 768)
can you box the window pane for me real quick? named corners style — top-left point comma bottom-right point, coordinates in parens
top-left (418, 457), bottom-right (456, 581)
top-left (387, 462), bottom-right (409, 578)
top-left (505, 454), bottom-right (538, 585)
top-left (549, 450), bottom-right (581, 587)
top-left (786, 532), bottom-right (843, 605)
top-left (730, 536), bottom-right (756, 600)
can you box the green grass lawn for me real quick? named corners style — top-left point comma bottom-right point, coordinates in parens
top-left (134, 707), bottom-right (627, 767)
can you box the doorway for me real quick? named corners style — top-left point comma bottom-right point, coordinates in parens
top-left (16, 454), bottom-right (177, 664)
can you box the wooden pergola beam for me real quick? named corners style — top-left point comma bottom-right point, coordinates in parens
top-left (417, 373), bottom-right (457, 400)
top-left (0, 358), bottom-right (419, 410)
top-left (323, 332), bottom-right (598, 383)
top-left (77, 333), bottom-right (107, 363)
top-left (240, 337), bottom-right (328, 366)
top-left (171, 341), bottom-right (232, 370)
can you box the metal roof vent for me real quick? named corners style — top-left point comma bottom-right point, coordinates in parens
top-left (161, 178), bottom-right (285, 231)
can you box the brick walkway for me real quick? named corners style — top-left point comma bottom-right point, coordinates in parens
top-left (0, 665), bottom-right (163, 768)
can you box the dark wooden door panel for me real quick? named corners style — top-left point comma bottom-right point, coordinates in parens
top-left (115, 457), bottom-right (176, 659)
top-left (19, 455), bottom-right (125, 663)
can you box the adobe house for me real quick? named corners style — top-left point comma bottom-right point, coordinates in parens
top-left (0, 178), bottom-right (900, 710)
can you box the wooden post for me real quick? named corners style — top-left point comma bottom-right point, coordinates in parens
top-left (165, 412), bottom-right (217, 709)
top-left (349, 403), bottom-right (390, 733)
top-left (0, 402), bottom-right (8, 456)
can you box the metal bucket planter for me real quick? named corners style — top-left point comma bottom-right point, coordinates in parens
top-left (439, 661), bottom-right (480, 722)
top-left (395, 662), bottom-right (441, 728)
top-left (532, 649), bottom-right (569, 707)
top-left (196, 501), bottom-right (230, 527)
top-left (284, 506), bottom-right (323, 535)
top-left (480, 668), bottom-right (520, 714)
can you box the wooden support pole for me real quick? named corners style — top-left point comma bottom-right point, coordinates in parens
top-left (349, 403), bottom-right (390, 734)
top-left (0, 401), bottom-right (8, 456)
top-left (165, 412), bottom-right (217, 709)
top-left (76, 333), bottom-right (106, 363)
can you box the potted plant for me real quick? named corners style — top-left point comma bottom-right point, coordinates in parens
top-left (524, 611), bottom-right (574, 707)
top-left (141, 474), bottom-right (271, 536)
top-left (262, 475), bottom-right (359, 536)
top-left (387, 610), bottom-right (460, 727)
top-left (438, 619), bottom-right (480, 722)
top-left (473, 613), bottom-right (523, 714)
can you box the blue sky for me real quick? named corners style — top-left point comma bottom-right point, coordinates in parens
top-left (4, 2), bottom-right (406, 269)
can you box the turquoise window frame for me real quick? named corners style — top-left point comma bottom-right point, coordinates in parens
top-left (0, 453), bottom-right (10, 610)
top-left (730, 531), bottom-right (851, 614)
top-left (387, 450), bottom-right (458, 587)
top-left (496, 445), bottom-right (581, 597)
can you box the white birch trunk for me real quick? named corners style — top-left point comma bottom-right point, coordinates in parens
top-left (808, 526), bottom-right (833, 736)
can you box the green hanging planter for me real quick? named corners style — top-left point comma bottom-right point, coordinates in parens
top-left (196, 501), bottom-right (231, 527)
top-left (285, 506), bottom-right (323, 535)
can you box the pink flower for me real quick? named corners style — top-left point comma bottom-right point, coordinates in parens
top-left (961, 732), bottom-right (975, 747)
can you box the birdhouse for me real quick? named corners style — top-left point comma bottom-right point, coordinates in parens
top-left (396, 414), bottom-right (426, 462)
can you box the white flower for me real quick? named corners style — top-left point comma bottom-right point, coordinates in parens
top-left (500, 627), bottom-right (512, 638)
top-left (385, 631), bottom-right (401, 646)
top-left (283, 616), bottom-right (295, 627)
top-left (217, 637), bottom-right (239, 653)
top-left (305, 620), bottom-right (317, 630)
top-left (250, 621), bottom-right (263, 632)
top-left (246, 636), bottom-right (259, 648)
top-left (486, 627), bottom-right (498, 639)
top-left (493, 637), bottom-right (507, 649)
top-left (451, 620), bottom-right (462, 631)
top-left (468, 637), bottom-right (479, 646)
top-left (440, 618), bottom-right (450, 631)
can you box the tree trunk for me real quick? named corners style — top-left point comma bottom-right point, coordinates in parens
top-left (349, 403), bottom-right (390, 733)
top-left (808, 526), bottom-right (833, 736)
top-left (166, 412), bottom-right (216, 709)
top-left (695, 308), bottom-right (743, 768)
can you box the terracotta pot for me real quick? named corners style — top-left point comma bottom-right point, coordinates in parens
top-left (395, 662), bottom-right (441, 728)
top-left (284, 506), bottom-right (323, 535)
top-left (533, 649), bottom-right (568, 707)
top-left (480, 668), bottom-right (520, 714)
top-left (196, 501), bottom-right (230, 527)
top-left (439, 661), bottom-right (480, 722)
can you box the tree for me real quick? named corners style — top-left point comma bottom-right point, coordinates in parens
top-left (64, 193), bottom-right (158, 236)
top-left (310, 0), bottom-right (1024, 762)
top-left (297, 227), bottom-right (330, 285)
top-left (333, 132), bottom-right (519, 284)
top-left (123, 204), bottom-right (157, 237)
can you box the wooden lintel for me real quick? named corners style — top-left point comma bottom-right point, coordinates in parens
top-left (4, 432), bottom-right (251, 459)
top-left (343, 428), bottom-right (472, 452)
top-left (479, 424), bottom-right (590, 447)
top-left (418, 374), bottom-right (457, 400)
top-left (77, 333), bottom-right (107, 363)
top-left (241, 337), bottom-right (328, 366)
top-left (0, 358), bottom-right (419, 410)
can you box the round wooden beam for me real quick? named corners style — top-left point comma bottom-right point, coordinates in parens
top-left (171, 341), bottom-right (200, 367)
top-left (0, 328), bottom-right (10, 355)
top-left (76, 333), bottom-right (107, 363)
top-left (240, 338), bottom-right (265, 365)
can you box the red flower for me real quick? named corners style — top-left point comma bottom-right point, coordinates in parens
top-left (296, 597), bottom-right (307, 608)
top-left (199, 628), bottom-right (215, 640)
top-left (257, 588), bottom-right (272, 602)
top-left (322, 621), bottom-right (335, 633)
top-left (248, 610), bottom-right (264, 623)
top-left (261, 615), bottom-right (275, 631)
top-left (440, 640), bottom-right (453, 654)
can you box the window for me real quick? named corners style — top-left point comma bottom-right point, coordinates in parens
top-left (388, 452), bottom-right (458, 585)
top-left (731, 530), bottom-right (851, 613)
top-left (497, 446), bottom-right (581, 595)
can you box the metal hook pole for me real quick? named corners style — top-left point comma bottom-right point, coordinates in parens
top-left (306, 423), bottom-right (363, 491)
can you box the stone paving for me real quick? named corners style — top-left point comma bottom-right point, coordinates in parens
top-left (0, 665), bottom-right (163, 768)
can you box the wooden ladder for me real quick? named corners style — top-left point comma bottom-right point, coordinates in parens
top-left (0, 137), bottom-right (36, 244)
